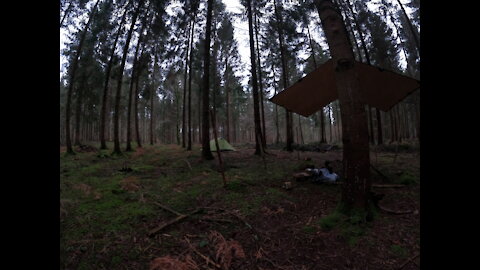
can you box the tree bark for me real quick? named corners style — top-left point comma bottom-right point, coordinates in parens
top-left (113, 0), bottom-right (144, 155)
top-left (126, 23), bottom-right (147, 151)
top-left (225, 58), bottom-right (231, 142)
top-left (246, 0), bottom-right (264, 156)
top-left (99, 1), bottom-right (130, 149)
top-left (150, 46), bottom-right (158, 145)
top-left (201, 0), bottom-right (215, 160)
top-left (273, 0), bottom-right (293, 151)
top-left (315, 0), bottom-right (371, 214)
top-left (254, 11), bottom-right (267, 148)
top-left (394, 0), bottom-right (419, 52)
top-left (187, 13), bottom-right (197, 151)
top-left (65, 0), bottom-right (100, 154)
top-left (182, 20), bottom-right (191, 148)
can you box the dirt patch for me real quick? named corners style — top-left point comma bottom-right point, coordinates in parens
top-left (73, 183), bottom-right (101, 199)
top-left (120, 176), bottom-right (141, 192)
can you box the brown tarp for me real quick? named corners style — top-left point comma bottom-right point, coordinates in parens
top-left (269, 59), bottom-right (420, 117)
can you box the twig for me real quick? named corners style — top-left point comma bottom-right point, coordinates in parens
top-left (183, 159), bottom-right (192, 170)
top-left (372, 184), bottom-right (406, 188)
top-left (148, 209), bottom-right (201, 236)
top-left (152, 201), bottom-right (183, 216)
top-left (370, 164), bottom-right (389, 180)
top-left (378, 204), bottom-right (413, 215)
top-left (184, 237), bottom-right (221, 269)
top-left (397, 253), bottom-right (420, 270)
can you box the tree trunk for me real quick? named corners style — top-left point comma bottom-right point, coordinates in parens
top-left (394, 0), bottom-right (419, 52)
top-left (201, 0), bottom-right (214, 160)
top-left (135, 64), bottom-right (144, 148)
top-left (74, 81), bottom-right (85, 146)
top-left (225, 58), bottom-right (231, 142)
top-left (150, 47), bottom-right (158, 145)
top-left (65, 0), bottom-right (100, 154)
top-left (60, 0), bottom-right (73, 27)
top-left (113, 0), bottom-right (144, 155)
top-left (187, 13), bottom-right (197, 150)
top-left (273, 0), bottom-right (293, 151)
top-left (246, 0), bottom-right (264, 156)
top-left (99, 0), bottom-right (130, 150)
top-left (315, 0), bottom-right (371, 214)
top-left (376, 108), bottom-right (383, 145)
top-left (254, 12), bottom-right (267, 148)
top-left (182, 20), bottom-right (191, 148)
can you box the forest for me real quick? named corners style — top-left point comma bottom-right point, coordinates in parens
top-left (60, 0), bottom-right (420, 269)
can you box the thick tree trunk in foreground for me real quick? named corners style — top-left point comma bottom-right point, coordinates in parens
top-left (201, 0), bottom-right (214, 160)
top-left (247, 0), bottom-right (264, 156)
top-left (315, 0), bottom-right (371, 214)
top-left (113, 0), bottom-right (144, 155)
top-left (65, 0), bottom-right (100, 154)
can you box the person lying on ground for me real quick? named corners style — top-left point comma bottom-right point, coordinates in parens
top-left (306, 161), bottom-right (339, 183)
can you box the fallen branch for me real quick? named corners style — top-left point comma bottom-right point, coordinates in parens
top-left (183, 159), bottom-right (192, 171)
top-left (378, 204), bottom-right (413, 215)
top-left (152, 201), bottom-right (183, 216)
top-left (397, 253), bottom-right (420, 270)
top-left (148, 209), bottom-right (201, 237)
top-left (372, 184), bottom-right (406, 188)
top-left (370, 164), bottom-right (389, 180)
top-left (184, 237), bottom-right (221, 269)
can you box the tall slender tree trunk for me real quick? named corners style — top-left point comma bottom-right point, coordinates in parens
top-left (246, 0), bottom-right (264, 156)
top-left (315, 0), bottom-right (371, 214)
top-left (182, 20), bottom-right (192, 148)
top-left (65, 0), bottom-right (100, 154)
top-left (273, 0), bottom-right (293, 151)
top-left (225, 59), bottom-right (231, 142)
top-left (60, 1), bottom-right (73, 27)
top-left (376, 108), bottom-right (383, 144)
top-left (368, 105), bottom-right (374, 144)
top-left (254, 12), bottom-right (267, 148)
top-left (201, 0), bottom-right (215, 160)
top-left (393, 0), bottom-right (419, 52)
top-left (150, 46), bottom-right (158, 145)
top-left (187, 13), bottom-right (197, 150)
top-left (298, 115), bottom-right (305, 144)
top-left (113, 0), bottom-right (144, 155)
top-left (99, 1), bottom-right (130, 150)
top-left (307, 25), bottom-right (327, 144)
top-left (135, 66), bottom-right (144, 148)
top-left (74, 80), bottom-right (85, 146)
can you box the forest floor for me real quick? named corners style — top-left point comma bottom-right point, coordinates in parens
top-left (60, 142), bottom-right (420, 270)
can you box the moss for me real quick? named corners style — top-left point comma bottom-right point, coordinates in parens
top-left (319, 211), bottom-right (343, 231)
top-left (390, 244), bottom-right (408, 258)
top-left (397, 172), bottom-right (418, 185)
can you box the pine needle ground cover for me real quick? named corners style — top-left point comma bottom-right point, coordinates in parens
top-left (60, 143), bottom-right (419, 269)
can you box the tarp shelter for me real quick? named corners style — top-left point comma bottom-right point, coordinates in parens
top-left (209, 138), bottom-right (236, 152)
top-left (269, 59), bottom-right (420, 117)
